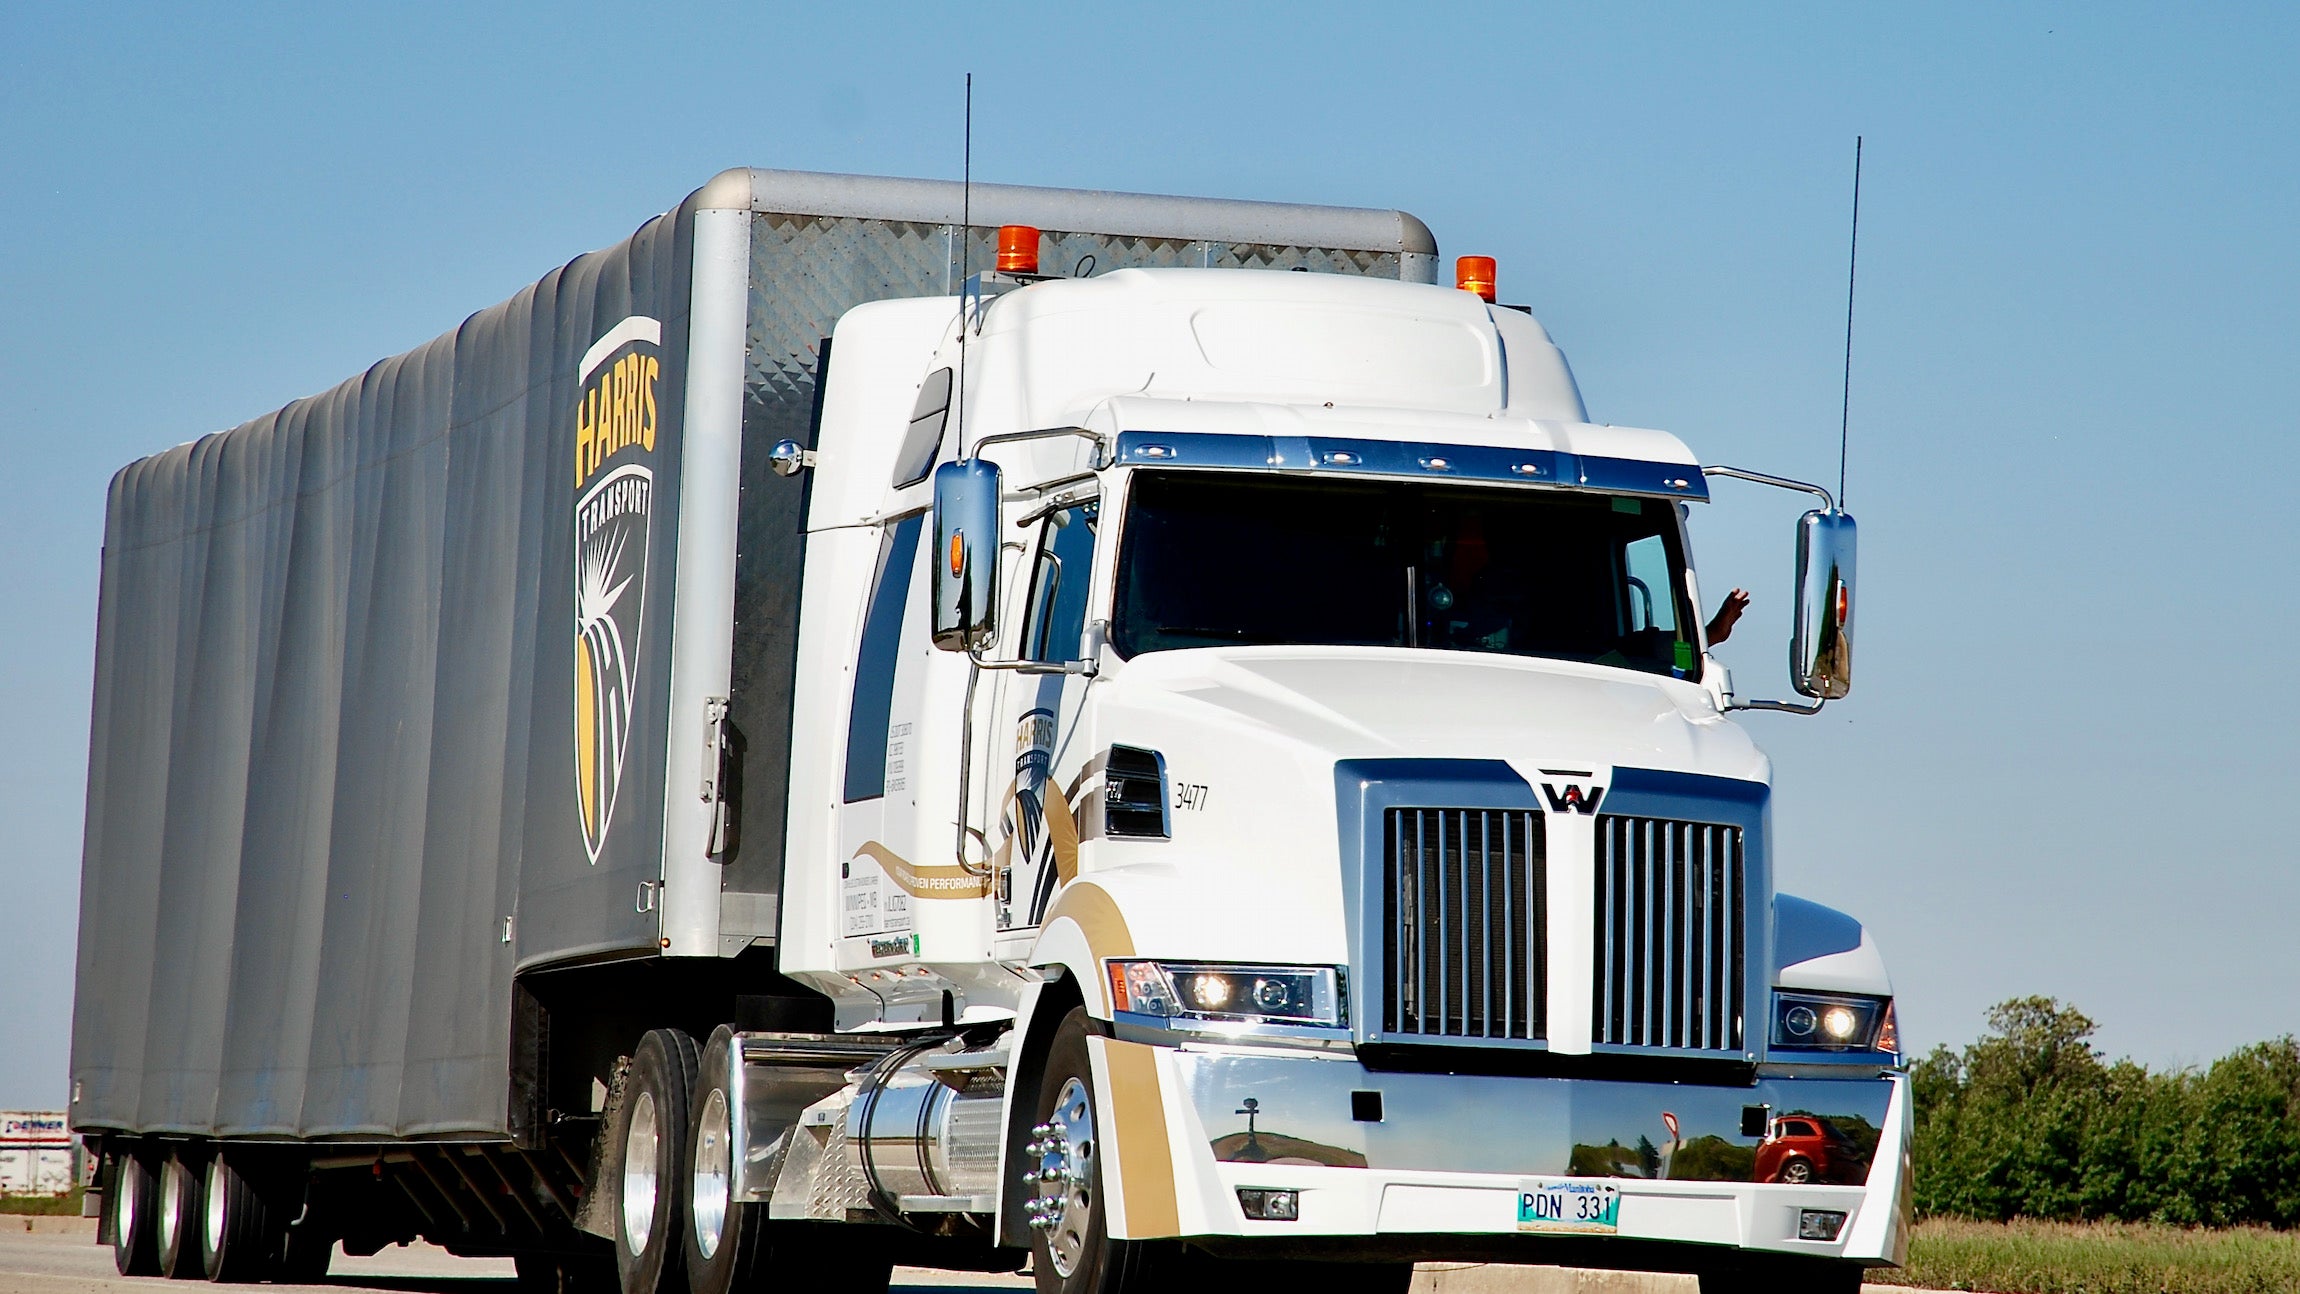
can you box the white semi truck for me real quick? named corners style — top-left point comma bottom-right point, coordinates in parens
top-left (73, 169), bottom-right (1902, 1294)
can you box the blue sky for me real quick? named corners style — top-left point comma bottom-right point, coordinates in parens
top-left (3, 3), bottom-right (2295, 1108)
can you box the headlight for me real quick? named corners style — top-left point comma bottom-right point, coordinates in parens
top-left (1107, 961), bottom-right (1345, 1029)
top-left (1771, 991), bottom-right (1896, 1053)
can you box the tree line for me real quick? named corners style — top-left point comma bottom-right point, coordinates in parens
top-left (1913, 997), bottom-right (2300, 1227)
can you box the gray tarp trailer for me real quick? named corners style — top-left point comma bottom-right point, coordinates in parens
top-left (71, 168), bottom-right (1434, 1270)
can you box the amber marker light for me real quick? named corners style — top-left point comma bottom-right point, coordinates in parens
top-left (948, 533), bottom-right (965, 577)
top-left (997, 224), bottom-right (1041, 274)
top-left (1107, 961), bottom-right (1132, 1012)
top-left (1456, 255), bottom-right (1498, 302)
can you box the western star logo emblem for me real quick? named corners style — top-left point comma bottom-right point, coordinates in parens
top-left (1541, 782), bottom-right (1605, 815)
top-left (573, 316), bottom-right (662, 864)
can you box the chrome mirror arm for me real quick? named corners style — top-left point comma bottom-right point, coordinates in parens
top-left (1701, 465), bottom-right (1834, 511)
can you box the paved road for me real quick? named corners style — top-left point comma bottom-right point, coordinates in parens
top-left (0, 1220), bottom-right (1940, 1294)
top-left (0, 1222), bottom-right (1028, 1294)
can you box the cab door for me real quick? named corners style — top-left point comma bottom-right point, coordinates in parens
top-left (990, 498), bottom-right (1101, 933)
top-left (834, 513), bottom-right (926, 947)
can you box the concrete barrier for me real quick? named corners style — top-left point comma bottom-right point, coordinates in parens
top-left (3, 1214), bottom-right (96, 1235)
top-left (1414, 1265), bottom-right (1695, 1294)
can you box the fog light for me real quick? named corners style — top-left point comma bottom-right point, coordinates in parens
top-left (1797, 1209), bottom-right (1847, 1241)
top-left (1238, 1188), bottom-right (1299, 1221)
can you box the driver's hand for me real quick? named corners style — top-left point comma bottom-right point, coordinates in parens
top-left (1705, 588), bottom-right (1752, 646)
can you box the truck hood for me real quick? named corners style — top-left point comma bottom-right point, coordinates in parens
top-left (1102, 645), bottom-right (1762, 777)
top-left (1068, 646), bottom-right (1768, 969)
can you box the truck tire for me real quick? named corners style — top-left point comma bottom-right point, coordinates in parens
top-left (683, 1028), bottom-right (891, 1294)
top-left (198, 1150), bottom-right (284, 1282)
top-left (614, 1029), bottom-right (700, 1294)
top-left (156, 1150), bottom-right (207, 1280)
top-left (109, 1146), bottom-right (163, 1276)
top-left (1024, 1008), bottom-right (1185, 1294)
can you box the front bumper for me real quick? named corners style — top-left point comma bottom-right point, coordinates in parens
top-left (1090, 1036), bottom-right (1911, 1267)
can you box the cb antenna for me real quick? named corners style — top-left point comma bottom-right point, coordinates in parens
top-left (1836, 135), bottom-right (1862, 509)
top-left (957, 72), bottom-right (973, 455)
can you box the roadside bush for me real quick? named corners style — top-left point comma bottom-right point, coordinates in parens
top-left (1913, 997), bottom-right (2300, 1228)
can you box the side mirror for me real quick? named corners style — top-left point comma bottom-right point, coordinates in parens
top-left (931, 458), bottom-right (1002, 652)
top-left (1791, 509), bottom-right (1857, 699)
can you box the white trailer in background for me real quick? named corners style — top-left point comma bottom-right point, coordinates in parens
top-left (75, 168), bottom-right (1899, 1294)
top-left (0, 1112), bottom-right (78, 1197)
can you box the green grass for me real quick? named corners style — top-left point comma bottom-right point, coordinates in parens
top-left (1871, 1218), bottom-right (2300, 1294)
top-left (0, 1187), bottom-right (83, 1216)
top-left (0, 1185), bottom-right (83, 1222)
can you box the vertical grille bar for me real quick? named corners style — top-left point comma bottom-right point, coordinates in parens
top-left (1381, 807), bottom-right (1548, 1042)
top-left (1591, 814), bottom-right (1745, 1052)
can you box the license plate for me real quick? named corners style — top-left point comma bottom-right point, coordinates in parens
top-left (1516, 1180), bottom-right (1620, 1234)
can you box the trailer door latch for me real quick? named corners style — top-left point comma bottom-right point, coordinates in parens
top-left (701, 696), bottom-right (733, 858)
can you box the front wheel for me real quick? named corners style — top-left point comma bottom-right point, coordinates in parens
top-left (1024, 1008), bottom-right (1185, 1294)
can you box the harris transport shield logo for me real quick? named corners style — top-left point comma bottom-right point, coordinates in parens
top-left (572, 316), bottom-right (662, 864)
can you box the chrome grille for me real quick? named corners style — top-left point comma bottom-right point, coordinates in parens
top-left (1383, 808), bottom-right (1546, 1041)
top-left (1593, 816), bottom-right (1745, 1051)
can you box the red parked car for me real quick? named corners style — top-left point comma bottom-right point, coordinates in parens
top-left (1756, 1115), bottom-right (1866, 1185)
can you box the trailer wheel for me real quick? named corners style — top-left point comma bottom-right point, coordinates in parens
top-left (614, 1029), bottom-right (699, 1294)
top-left (683, 1026), bottom-right (892, 1294)
top-left (109, 1146), bottom-right (163, 1276)
top-left (198, 1150), bottom-right (284, 1282)
top-left (156, 1150), bottom-right (207, 1280)
top-left (1025, 1009), bottom-right (1183, 1294)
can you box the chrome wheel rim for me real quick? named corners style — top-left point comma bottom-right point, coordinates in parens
top-left (115, 1163), bottom-right (140, 1257)
top-left (157, 1159), bottom-right (184, 1260)
top-left (622, 1091), bottom-right (660, 1255)
top-left (1024, 1076), bottom-right (1096, 1279)
top-left (203, 1159), bottom-right (226, 1259)
top-left (1782, 1159), bottom-right (1812, 1183)
top-left (692, 1088), bottom-right (730, 1261)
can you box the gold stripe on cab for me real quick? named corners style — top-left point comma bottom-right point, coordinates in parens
top-left (1039, 881), bottom-right (1134, 958)
top-left (1101, 1038), bottom-right (1181, 1238)
top-left (851, 842), bottom-right (991, 899)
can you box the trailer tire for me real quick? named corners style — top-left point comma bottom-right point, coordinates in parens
top-left (109, 1146), bottom-right (163, 1276)
top-left (156, 1150), bottom-right (207, 1280)
top-left (197, 1150), bottom-right (283, 1282)
top-left (614, 1028), bottom-right (700, 1294)
top-left (1025, 1009), bottom-right (1184, 1294)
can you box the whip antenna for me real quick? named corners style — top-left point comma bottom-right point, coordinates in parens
top-left (957, 72), bottom-right (973, 455)
top-left (1837, 135), bottom-right (1862, 509)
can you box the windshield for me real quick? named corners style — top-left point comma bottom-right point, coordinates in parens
top-left (1111, 471), bottom-right (1702, 680)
